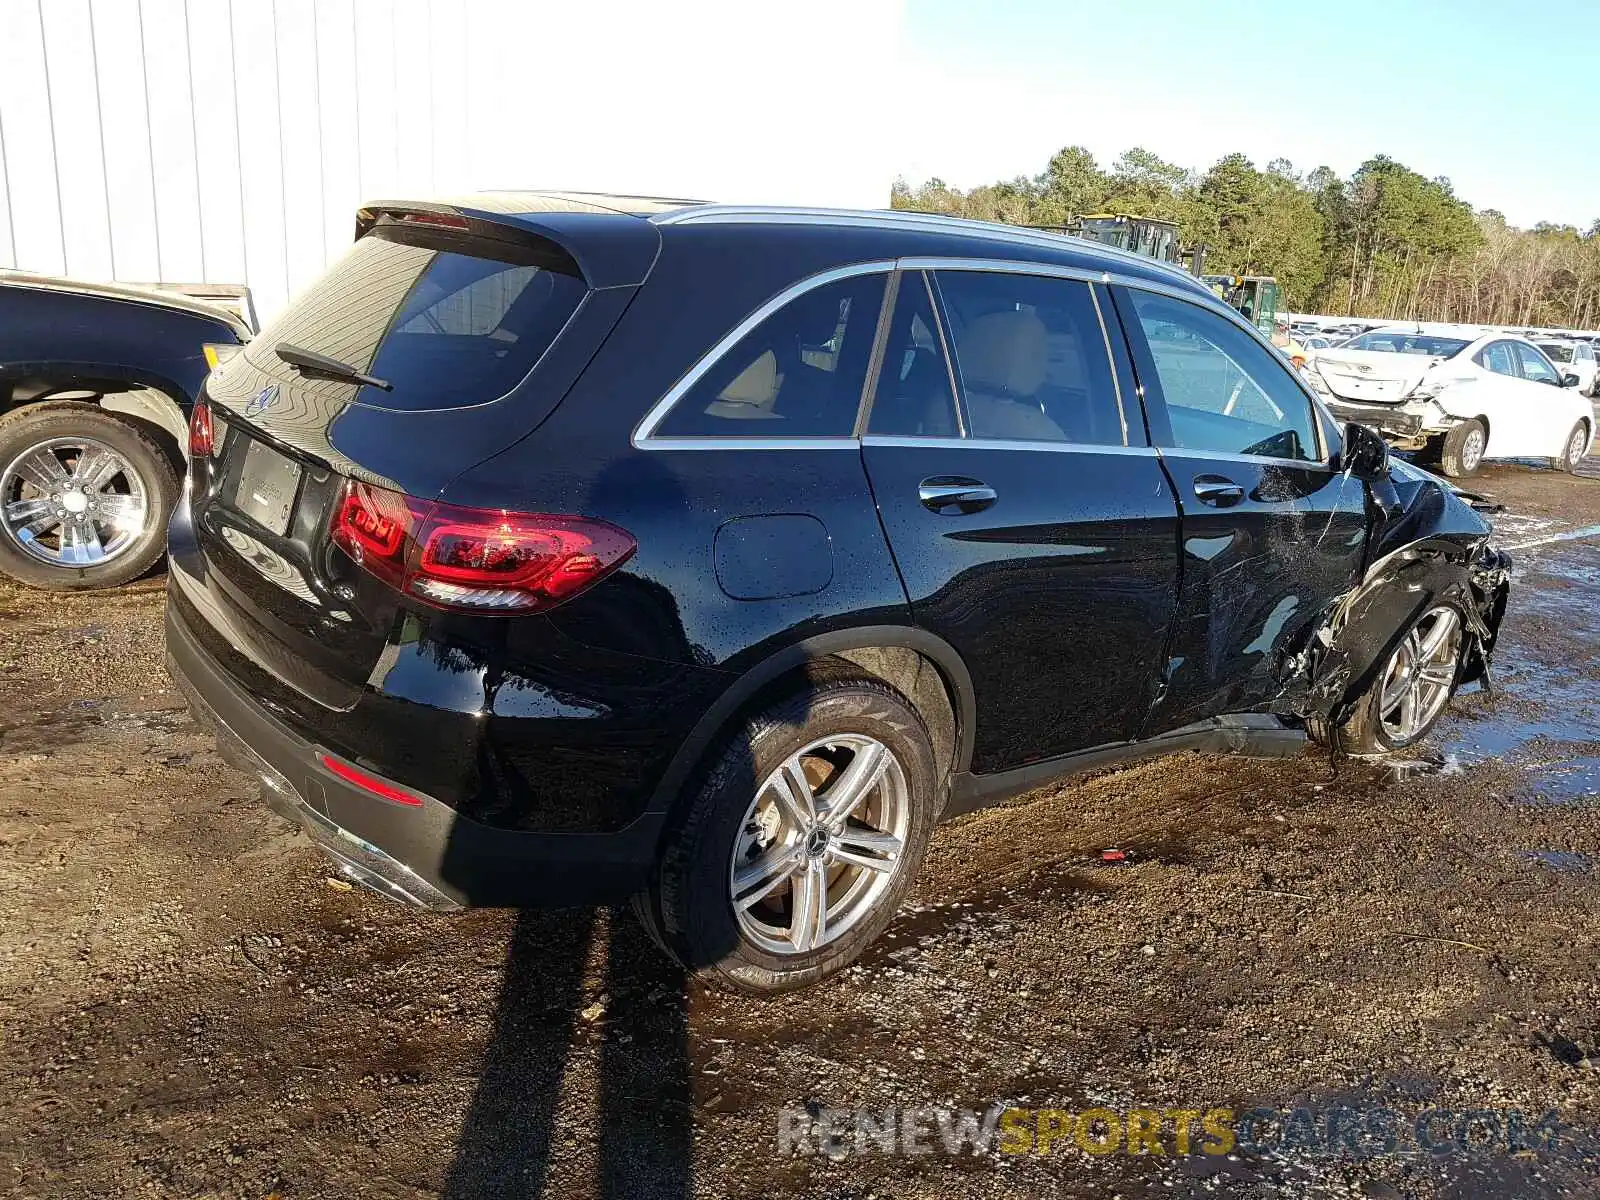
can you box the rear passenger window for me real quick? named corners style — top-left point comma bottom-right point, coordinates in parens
top-left (1127, 289), bottom-right (1319, 462)
top-left (933, 271), bottom-right (1125, 445)
top-left (868, 273), bottom-right (960, 437)
top-left (655, 274), bottom-right (885, 438)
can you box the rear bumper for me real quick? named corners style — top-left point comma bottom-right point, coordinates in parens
top-left (165, 597), bottom-right (667, 909)
top-left (1321, 397), bottom-right (1440, 438)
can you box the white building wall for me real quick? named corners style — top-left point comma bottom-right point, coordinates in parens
top-left (0, 0), bottom-right (905, 319)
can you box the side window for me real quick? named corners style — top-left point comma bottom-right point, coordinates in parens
top-left (1514, 342), bottom-right (1560, 385)
top-left (655, 273), bottom-right (885, 438)
top-left (933, 270), bottom-right (1124, 445)
top-left (867, 273), bottom-right (960, 437)
top-left (1477, 341), bottom-right (1518, 377)
top-left (1126, 289), bottom-right (1320, 462)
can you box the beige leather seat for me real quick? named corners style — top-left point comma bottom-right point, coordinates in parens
top-left (955, 311), bottom-right (1065, 441)
top-left (704, 349), bottom-right (784, 420)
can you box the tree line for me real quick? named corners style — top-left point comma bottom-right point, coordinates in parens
top-left (892, 146), bottom-right (1600, 330)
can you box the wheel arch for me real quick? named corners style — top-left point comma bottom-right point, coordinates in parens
top-left (644, 626), bottom-right (976, 822)
top-left (3, 367), bottom-right (192, 469)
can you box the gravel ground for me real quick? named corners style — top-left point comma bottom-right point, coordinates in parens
top-left (1, 458), bottom-right (1597, 1199)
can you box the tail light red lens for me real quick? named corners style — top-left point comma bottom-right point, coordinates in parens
top-left (188, 401), bottom-right (215, 457)
top-left (330, 479), bottom-right (635, 612)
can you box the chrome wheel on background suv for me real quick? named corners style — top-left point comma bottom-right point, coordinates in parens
top-left (1, 436), bottom-right (149, 567)
top-left (0, 404), bottom-right (178, 590)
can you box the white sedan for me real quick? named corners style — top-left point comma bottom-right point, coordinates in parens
top-left (1304, 328), bottom-right (1595, 476)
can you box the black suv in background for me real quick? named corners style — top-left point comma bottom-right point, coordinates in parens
top-left (0, 274), bottom-right (251, 590)
top-left (165, 193), bottom-right (1509, 993)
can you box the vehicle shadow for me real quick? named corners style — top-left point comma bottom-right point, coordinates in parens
top-left (442, 452), bottom-right (734, 1195)
top-left (442, 906), bottom-right (694, 1199)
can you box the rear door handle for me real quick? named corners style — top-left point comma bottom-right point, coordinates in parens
top-left (918, 476), bottom-right (997, 514)
top-left (1193, 475), bottom-right (1244, 507)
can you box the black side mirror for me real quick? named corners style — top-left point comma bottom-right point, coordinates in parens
top-left (1561, 372), bottom-right (1581, 388)
top-left (1342, 421), bottom-right (1390, 481)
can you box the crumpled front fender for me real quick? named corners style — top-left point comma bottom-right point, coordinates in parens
top-left (1279, 465), bottom-right (1511, 730)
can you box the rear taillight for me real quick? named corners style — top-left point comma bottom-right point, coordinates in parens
top-left (189, 401), bottom-right (215, 457)
top-left (330, 480), bottom-right (635, 612)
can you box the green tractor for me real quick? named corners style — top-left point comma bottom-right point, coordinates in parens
top-left (1204, 274), bottom-right (1282, 340)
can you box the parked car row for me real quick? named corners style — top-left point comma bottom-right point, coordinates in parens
top-left (153, 194), bottom-right (1512, 990)
top-left (1302, 326), bottom-right (1595, 476)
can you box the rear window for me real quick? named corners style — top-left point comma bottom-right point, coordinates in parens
top-left (1538, 343), bottom-right (1575, 363)
top-left (1343, 331), bottom-right (1469, 357)
top-left (242, 224), bottom-right (587, 411)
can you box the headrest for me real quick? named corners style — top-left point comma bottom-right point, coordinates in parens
top-left (957, 310), bottom-right (1049, 396)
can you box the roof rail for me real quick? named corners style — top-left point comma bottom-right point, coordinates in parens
top-left (652, 205), bottom-right (1206, 287)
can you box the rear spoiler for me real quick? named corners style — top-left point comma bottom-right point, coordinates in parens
top-left (353, 199), bottom-right (661, 289)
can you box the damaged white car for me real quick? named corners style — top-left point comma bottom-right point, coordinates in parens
top-left (1304, 328), bottom-right (1594, 477)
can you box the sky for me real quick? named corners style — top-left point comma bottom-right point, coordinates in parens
top-left (896, 0), bottom-right (1597, 230)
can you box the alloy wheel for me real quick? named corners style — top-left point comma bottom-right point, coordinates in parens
top-left (729, 733), bottom-right (909, 956)
top-left (1460, 428), bottom-right (1485, 474)
top-left (1376, 606), bottom-right (1462, 743)
top-left (1568, 426), bottom-right (1587, 468)
top-left (0, 437), bottom-right (150, 567)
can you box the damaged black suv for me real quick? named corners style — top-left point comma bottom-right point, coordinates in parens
top-left (165, 194), bottom-right (1511, 994)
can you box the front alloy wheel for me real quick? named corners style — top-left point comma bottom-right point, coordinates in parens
top-left (1374, 606), bottom-right (1461, 744)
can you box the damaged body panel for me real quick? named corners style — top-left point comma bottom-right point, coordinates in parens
top-left (1284, 457), bottom-right (1511, 731)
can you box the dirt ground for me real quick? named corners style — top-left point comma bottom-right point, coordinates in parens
top-left (2, 455), bottom-right (1597, 1199)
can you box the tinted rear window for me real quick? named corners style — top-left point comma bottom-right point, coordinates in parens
top-left (1344, 331), bottom-right (1469, 356)
top-left (242, 225), bottom-right (587, 412)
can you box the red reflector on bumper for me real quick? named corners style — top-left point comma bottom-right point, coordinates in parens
top-left (318, 753), bottom-right (424, 807)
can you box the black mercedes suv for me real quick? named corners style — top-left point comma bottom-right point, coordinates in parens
top-left (165, 193), bottom-right (1509, 993)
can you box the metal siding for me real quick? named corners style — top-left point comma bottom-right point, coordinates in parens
top-left (0, 0), bottom-right (903, 321)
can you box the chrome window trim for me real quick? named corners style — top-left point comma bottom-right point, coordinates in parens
top-left (1165, 447), bottom-right (1344, 472)
top-left (922, 271), bottom-right (967, 438)
top-left (631, 260), bottom-right (896, 448)
top-left (862, 435), bottom-right (1158, 456)
top-left (639, 436), bottom-right (861, 452)
top-left (1110, 276), bottom-right (1333, 466)
top-left (1088, 283), bottom-right (1131, 445)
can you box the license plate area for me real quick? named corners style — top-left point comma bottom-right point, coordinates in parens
top-left (233, 438), bottom-right (303, 536)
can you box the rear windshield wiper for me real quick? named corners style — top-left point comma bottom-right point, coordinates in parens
top-left (275, 343), bottom-right (393, 392)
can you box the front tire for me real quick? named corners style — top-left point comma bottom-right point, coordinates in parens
top-left (1321, 605), bottom-right (1465, 755)
top-left (0, 403), bottom-right (179, 590)
top-left (644, 678), bottom-right (940, 994)
top-left (1559, 420), bottom-right (1589, 473)
top-left (1438, 418), bottom-right (1487, 478)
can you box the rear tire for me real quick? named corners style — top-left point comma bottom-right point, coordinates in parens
top-left (1438, 418), bottom-right (1487, 478)
top-left (643, 678), bottom-right (939, 994)
top-left (0, 403), bottom-right (179, 590)
top-left (1559, 420), bottom-right (1589, 473)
